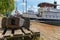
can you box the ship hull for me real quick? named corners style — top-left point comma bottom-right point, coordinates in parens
top-left (37, 18), bottom-right (60, 26)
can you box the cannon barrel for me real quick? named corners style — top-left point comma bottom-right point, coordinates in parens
top-left (2, 15), bottom-right (30, 29)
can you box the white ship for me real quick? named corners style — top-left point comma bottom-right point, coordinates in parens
top-left (37, 1), bottom-right (60, 24)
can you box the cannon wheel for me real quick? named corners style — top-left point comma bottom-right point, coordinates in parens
top-left (2, 17), bottom-right (7, 28)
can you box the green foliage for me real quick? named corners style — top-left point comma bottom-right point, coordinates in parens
top-left (0, 0), bottom-right (14, 15)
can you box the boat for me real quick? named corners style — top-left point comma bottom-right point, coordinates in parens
top-left (37, 1), bottom-right (60, 25)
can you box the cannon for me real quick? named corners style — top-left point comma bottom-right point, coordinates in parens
top-left (1, 11), bottom-right (40, 40)
top-left (1, 15), bottom-right (30, 34)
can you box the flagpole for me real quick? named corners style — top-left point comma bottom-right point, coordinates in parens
top-left (26, 0), bottom-right (27, 14)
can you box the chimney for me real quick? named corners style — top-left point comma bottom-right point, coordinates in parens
top-left (54, 1), bottom-right (57, 9)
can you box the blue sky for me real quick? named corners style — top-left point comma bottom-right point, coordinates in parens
top-left (14, 0), bottom-right (60, 12)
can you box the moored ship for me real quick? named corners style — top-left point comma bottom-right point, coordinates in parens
top-left (37, 1), bottom-right (60, 25)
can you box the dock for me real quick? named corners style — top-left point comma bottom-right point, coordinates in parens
top-left (31, 21), bottom-right (60, 40)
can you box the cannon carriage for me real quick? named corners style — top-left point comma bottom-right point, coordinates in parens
top-left (0, 10), bottom-right (40, 40)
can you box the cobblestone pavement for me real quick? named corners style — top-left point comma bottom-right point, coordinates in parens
top-left (30, 21), bottom-right (60, 40)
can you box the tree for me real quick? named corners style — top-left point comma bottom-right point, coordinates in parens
top-left (0, 0), bottom-right (14, 15)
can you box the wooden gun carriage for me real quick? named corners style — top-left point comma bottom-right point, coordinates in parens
top-left (0, 15), bottom-right (40, 40)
